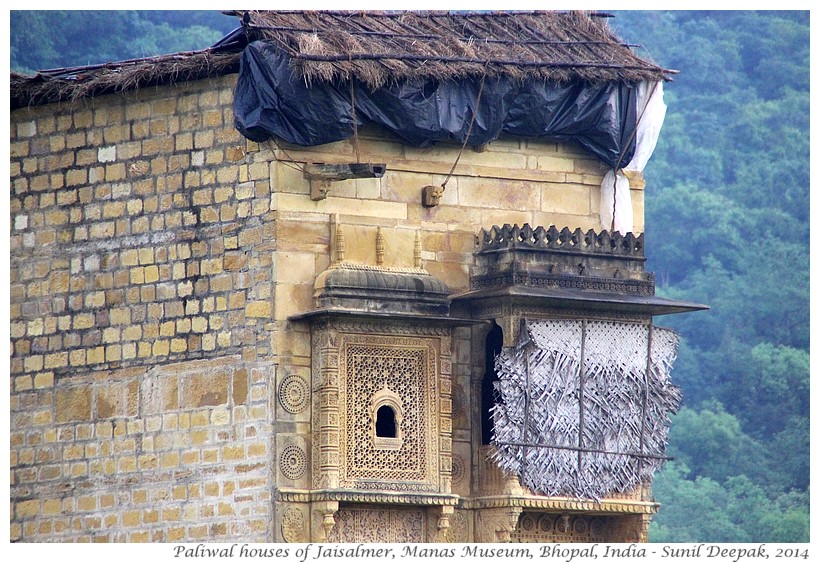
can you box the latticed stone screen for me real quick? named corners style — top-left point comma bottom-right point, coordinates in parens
top-left (347, 347), bottom-right (427, 480)
top-left (491, 319), bottom-right (681, 500)
top-left (338, 335), bottom-right (439, 490)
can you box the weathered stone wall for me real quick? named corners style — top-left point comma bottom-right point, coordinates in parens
top-left (10, 75), bottom-right (275, 542)
top-left (9, 70), bottom-right (645, 542)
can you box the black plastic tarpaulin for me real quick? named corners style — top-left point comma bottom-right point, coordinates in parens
top-left (233, 41), bottom-right (639, 168)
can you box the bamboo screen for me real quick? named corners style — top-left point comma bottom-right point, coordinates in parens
top-left (490, 319), bottom-right (681, 500)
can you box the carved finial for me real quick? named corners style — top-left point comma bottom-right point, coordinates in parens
top-left (334, 216), bottom-right (345, 263)
top-left (414, 230), bottom-right (422, 269)
top-left (376, 227), bottom-right (385, 266)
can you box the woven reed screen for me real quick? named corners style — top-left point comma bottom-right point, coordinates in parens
top-left (490, 319), bottom-right (681, 500)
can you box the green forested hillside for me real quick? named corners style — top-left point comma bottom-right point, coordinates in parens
top-left (10, 11), bottom-right (236, 73)
top-left (10, 11), bottom-right (810, 543)
top-left (610, 11), bottom-right (810, 542)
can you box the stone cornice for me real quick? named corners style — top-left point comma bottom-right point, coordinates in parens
top-left (276, 488), bottom-right (461, 506)
top-left (465, 494), bottom-right (659, 515)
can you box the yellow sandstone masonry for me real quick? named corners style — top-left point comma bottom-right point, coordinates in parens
top-left (10, 67), bottom-right (644, 542)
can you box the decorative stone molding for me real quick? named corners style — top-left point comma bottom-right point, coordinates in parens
top-left (313, 262), bottom-right (452, 316)
top-left (477, 224), bottom-right (645, 257)
top-left (278, 489), bottom-right (459, 506)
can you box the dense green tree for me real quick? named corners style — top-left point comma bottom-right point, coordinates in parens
top-left (10, 11), bottom-right (237, 73)
top-left (614, 10), bottom-right (809, 543)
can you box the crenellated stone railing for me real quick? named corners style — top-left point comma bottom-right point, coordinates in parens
top-left (471, 224), bottom-right (654, 295)
top-left (477, 224), bottom-right (644, 258)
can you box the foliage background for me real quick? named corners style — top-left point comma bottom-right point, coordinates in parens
top-left (10, 10), bottom-right (810, 542)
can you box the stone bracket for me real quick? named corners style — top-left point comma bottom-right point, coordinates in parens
top-left (304, 163), bottom-right (386, 201)
top-left (311, 500), bottom-right (340, 542)
top-left (422, 184), bottom-right (444, 207)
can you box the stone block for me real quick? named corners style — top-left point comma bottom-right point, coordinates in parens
top-left (98, 146), bottom-right (117, 163)
top-left (540, 182), bottom-right (591, 215)
top-left (245, 301), bottom-right (271, 318)
top-left (56, 387), bottom-right (92, 423)
top-left (233, 368), bottom-right (249, 406)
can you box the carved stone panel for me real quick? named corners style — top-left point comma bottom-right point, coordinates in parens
top-left (281, 505), bottom-right (308, 543)
top-left (340, 334), bottom-right (439, 491)
top-left (327, 505), bottom-right (426, 543)
top-left (445, 509), bottom-right (470, 543)
top-left (511, 512), bottom-right (606, 543)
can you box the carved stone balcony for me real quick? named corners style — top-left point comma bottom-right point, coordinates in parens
top-left (455, 224), bottom-right (708, 319)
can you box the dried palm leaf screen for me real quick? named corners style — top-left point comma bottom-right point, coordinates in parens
top-left (491, 319), bottom-right (681, 500)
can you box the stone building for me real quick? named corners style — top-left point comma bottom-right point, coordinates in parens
top-left (9, 11), bottom-right (705, 543)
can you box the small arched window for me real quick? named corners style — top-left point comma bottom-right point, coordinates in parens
top-left (375, 405), bottom-right (397, 438)
top-left (371, 385), bottom-right (403, 450)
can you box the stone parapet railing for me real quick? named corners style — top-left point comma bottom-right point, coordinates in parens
top-left (471, 224), bottom-right (654, 295)
top-left (477, 224), bottom-right (644, 259)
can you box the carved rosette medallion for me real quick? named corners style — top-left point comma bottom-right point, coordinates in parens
top-left (280, 445), bottom-right (308, 480)
top-left (451, 454), bottom-right (466, 485)
top-left (281, 506), bottom-right (307, 543)
top-left (279, 374), bottom-right (310, 414)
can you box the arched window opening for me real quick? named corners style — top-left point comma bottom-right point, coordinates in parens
top-left (375, 405), bottom-right (397, 438)
top-left (482, 322), bottom-right (504, 445)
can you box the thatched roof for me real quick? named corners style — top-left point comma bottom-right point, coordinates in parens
top-left (10, 51), bottom-right (241, 109)
top-left (236, 10), bottom-right (673, 88)
top-left (11, 10), bottom-right (673, 110)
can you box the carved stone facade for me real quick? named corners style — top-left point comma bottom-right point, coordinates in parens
top-left (10, 62), bottom-right (705, 542)
top-left (270, 220), bottom-right (704, 543)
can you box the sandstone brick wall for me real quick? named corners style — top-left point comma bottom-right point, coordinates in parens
top-left (9, 71), bottom-right (645, 542)
top-left (10, 76), bottom-right (275, 542)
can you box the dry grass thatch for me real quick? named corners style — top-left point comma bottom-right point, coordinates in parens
top-left (491, 319), bottom-right (681, 501)
top-left (234, 10), bottom-right (673, 89)
top-left (11, 10), bottom-right (672, 109)
top-left (11, 51), bottom-right (241, 109)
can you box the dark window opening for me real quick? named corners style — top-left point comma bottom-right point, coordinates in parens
top-left (375, 405), bottom-right (397, 438)
top-left (481, 322), bottom-right (504, 445)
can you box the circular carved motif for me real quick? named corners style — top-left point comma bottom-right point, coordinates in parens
top-left (589, 517), bottom-right (604, 537)
top-left (281, 506), bottom-right (306, 543)
top-left (278, 375), bottom-right (309, 414)
top-left (538, 514), bottom-right (554, 532)
top-left (451, 385), bottom-right (465, 420)
top-left (573, 517), bottom-right (588, 534)
top-left (451, 454), bottom-right (466, 485)
top-left (520, 514), bottom-right (535, 531)
top-left (280, 445), bottom-right (307, 480)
